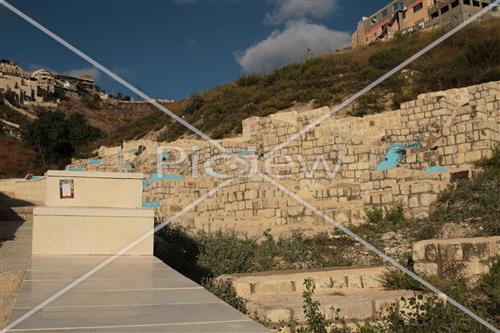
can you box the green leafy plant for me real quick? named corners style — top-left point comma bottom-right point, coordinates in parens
top-left (23, 111), bottom-right (102, 171)
top-left (297, 278), bottom-right (329, 333)
top-left (202, 278), bottom-right (247, 313)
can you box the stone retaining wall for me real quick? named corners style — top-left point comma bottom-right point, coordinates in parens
top-left (67, 81), bottom-right (500, 234)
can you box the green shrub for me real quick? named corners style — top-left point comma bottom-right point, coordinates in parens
top-left (237, 74), bottom-right (262, 87)
top-left (365, 207), bottom-right (384, 225)
top-left (297, 278), bottom-right (329, 333)
top-left (156, 226), bottom-right (352, 282)
top-left (476, 258), bottom-right (499, 320)
top-left (23, 111), bottom-right (102, 171)
top-left (185, 94), bottom-right (205, 114)
top-left (196, 231), bottom-right (256, 276)
top-left (380, 269), bottom-right (423, 291)
top-left (202, 278), bottom-right (247, 313)
top-left (361, 202), bottom-right (408, 234)
top-left (413, 148), bottom-right (500, 239)
top-left (368, 47), bottom-right (409, 70)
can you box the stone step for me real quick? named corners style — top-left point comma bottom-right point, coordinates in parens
top-left (245, 288), bottom-right (414, 324)
top-left (221, 266), bottom-right (388, 299)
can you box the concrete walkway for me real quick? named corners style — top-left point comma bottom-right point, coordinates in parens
top-left (7, 256), bottom-right (269, 332)
top-left (1, 205), bottom-right (34, 329)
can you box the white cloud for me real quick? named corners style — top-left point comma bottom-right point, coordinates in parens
top-left (64, 67), bottom-right (101, 81)
top-left (265, 0), bottom-right (337, 25)
top-left (236, 20), bottom-right (350, 74)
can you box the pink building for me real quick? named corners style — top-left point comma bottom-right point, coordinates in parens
top-left (351, 0), bottom-right (495, 48)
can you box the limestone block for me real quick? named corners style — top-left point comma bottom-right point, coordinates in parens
top-left (255, 281), bottom-right (294, 295)
top-left (363, 275), bottom-right (383, 289)
top-left (334, 211), bottom-right (350, 224)
top-left (244, 189), bottom-right (259, 200)
top-left (409, 195), bottom-right (419, 208)
top-left (330, 276), bottom-right (348, 288)
top-left (439, 243), bottom-right (463, 261)
top-left (461, 241), bottom-right (491, 261)
top-left (315, 277), bottom-right (334, 290)
top-left (266, 308), bottom-right (292, 323)
top-left (346, 275), bottom-right (363, 288)
top-left (465, 151), bottom-right (482, 162)
top-left (335, 300), bottom-right (374, 320)
top-left (286, 206), bottom-right (304, 217)
top-left (419, 193), bottom-right (438, 207)
top-left (233, 281), bottom-right (253, 298)
top-left (414, 262), bottom-right (438, 276)
top-left (381, 192), bottom-right (393, 204)
top-left (413, 242), bottom-right (430, 261)
top-left (411, 183), bottom-right (432, 194)
top-left (462, 262), bottom-right (490, 283)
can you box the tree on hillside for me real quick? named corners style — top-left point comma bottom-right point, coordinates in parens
top-left (24, 111), bottom-right (102, 171)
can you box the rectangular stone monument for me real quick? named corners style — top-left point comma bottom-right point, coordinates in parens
top-left (32, 171), bottom-right (154, 255)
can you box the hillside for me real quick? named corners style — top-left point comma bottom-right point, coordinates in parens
top-left (0, 90), bottom-right (161, 177)
top-left (47, 98), bottom-right (158, 133)
top-left (107, 18), bottom-right (500, 144)
top-left (0, 136), bottom-right (35, 178)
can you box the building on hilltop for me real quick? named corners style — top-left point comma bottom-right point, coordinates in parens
top-left (0, 60), bottom-right (98, 105)
top-left (427, 0), bottom-right (499, 29)
top-left (0, 60), bottom-right (40, 103)
top-left (352, 0), bottom-right (498, 48)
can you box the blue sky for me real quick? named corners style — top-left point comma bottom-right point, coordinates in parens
top-left (0, 0), bottom-right (388, 100)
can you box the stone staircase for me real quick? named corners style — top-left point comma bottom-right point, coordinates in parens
top-left (220, 266), bottom-right (414, 325)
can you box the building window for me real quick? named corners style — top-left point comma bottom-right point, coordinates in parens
top-left (441, 4), bottom-right (450, 13)
top-left (463, 0), bottom-right (471, 5)
top-left (481, 2), bottom-right (489, 8)
top-left (413, 2), bottom-right (423, 12)
top-left (431, 11), bottom-right (439, 18)
top-left (472, 0), bottom-right (480, 6)
top-left (451, 0), bottom-right (459, 8)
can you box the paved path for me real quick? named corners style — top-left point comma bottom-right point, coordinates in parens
top-left (7, 256), bottom-right (269, 332)
top-left (1, 206), bottom-right (33, 329)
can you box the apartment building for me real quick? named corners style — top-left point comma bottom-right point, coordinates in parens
top-left (352, 0), bottom-right (497, 48)
top-left (0, 60), bottom-right (40, 103)
top-left (427, 0), bottom-right (498, 28)
top-left (0, 60), bottom-right (97, 104)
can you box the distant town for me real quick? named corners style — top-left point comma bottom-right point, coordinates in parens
top-left (0, 60), bottom-right (174, 107)
top-left (352, 0), bottom-right (498, 48)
